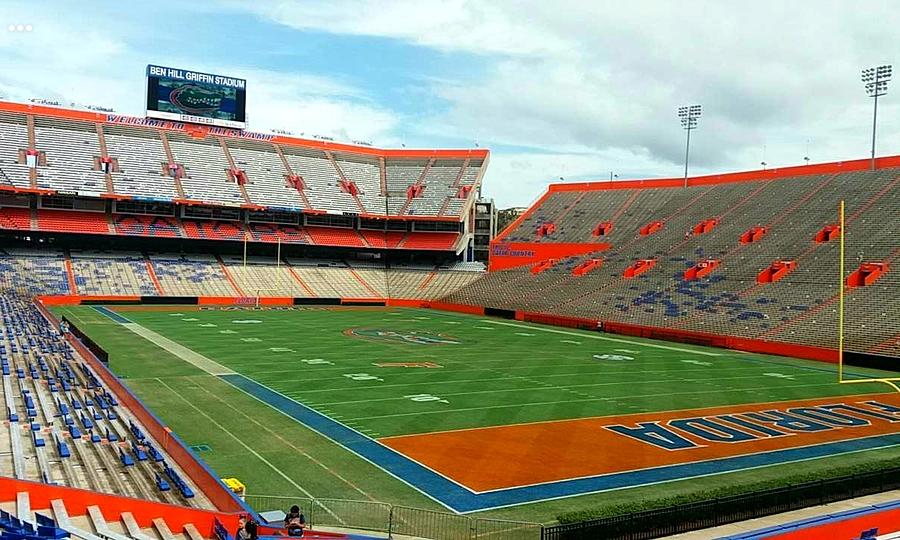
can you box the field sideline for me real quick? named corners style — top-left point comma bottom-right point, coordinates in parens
top-left (52, 305), bottom-right (900, 521)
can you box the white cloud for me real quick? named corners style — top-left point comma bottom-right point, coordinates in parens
top-left (243, 0), bottom-right (900, 206)
top-left (235, 0), bottom-right (570, 56)
top-left (0, 2), bottom-right (400, 146)
top-left (481, 148), bottom-right (675, 208)
top-left (2, 0), bottom-right (899, 207)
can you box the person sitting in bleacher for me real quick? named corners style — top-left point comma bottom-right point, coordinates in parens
top-left (283, 505), bottom-right (306, 537)
top-left (236, 515), bottom-right (258, 540)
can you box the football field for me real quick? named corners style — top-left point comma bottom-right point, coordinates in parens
top-left (52, 305), bottom-right (900, 521)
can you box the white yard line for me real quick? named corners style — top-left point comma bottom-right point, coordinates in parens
top-left (120, 323), bottom-right (236, 376)
top-left (190, 382), bottom-right (377, 501)
top-left (262, 363), bottom-right (798, 394)
top-left (484, 319), bottom-right (723, 356)
top-left (346, 381), bottom-right (841, 421)
top-left (311, 373), bottom-right (815, 407)
top-left (154, 377), bottom-right (332, 514)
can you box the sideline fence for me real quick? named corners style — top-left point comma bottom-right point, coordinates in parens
top-left (244, 495), bottom-right (542, 539)
top-left (247, 464), bottom-right (900, 539)
top-left (541, 465), bottom-right (900, 539)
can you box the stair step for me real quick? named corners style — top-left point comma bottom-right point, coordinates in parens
top-left (51, 499), bottom-right (104, 540)
top-left (121, 512), bottom-right (154, 540)
top-left (87, 505), bottom-right (133, 540)
top-left (183, 523), bottom-right (204, 540)
top-left (153, 518), bottom-right (177, 540)
top-left (16, 491), bottom-right (32, 523)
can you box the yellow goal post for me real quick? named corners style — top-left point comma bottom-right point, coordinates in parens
top-left (837, 199), bottom-right (900, 393)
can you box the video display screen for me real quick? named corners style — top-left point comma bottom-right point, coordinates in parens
top-left (146, 65), bottom-right (246, 129)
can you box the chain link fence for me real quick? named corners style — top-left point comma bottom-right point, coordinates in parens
top-left (245, 495), bottom-right (541, 540)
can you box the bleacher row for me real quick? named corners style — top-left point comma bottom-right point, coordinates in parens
top-left (0, 207), bottom-right (462, 251)
top-left (0, 250), bottom-right (483, 299)
top-left (0, 290), bottom-right (208, 508)
top-left (445, 166), bottom-right (900, 356)
top-left (0, 111), bottom-right (484, 217)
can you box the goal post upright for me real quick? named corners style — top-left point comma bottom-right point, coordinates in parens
top-left (835, 199), bottom-right (900, 393)
top-left (253, 288), bottom-right (279, 308)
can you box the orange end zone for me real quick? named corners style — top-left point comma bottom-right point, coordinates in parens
top-left (380, 393), bottom-right (900, 493)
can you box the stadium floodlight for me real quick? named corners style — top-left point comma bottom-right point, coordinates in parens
top-left (678, 104), bottom-right (702, 187)
top-left (862, 65), bottom-right (891, 170)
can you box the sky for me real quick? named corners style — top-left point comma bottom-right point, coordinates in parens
top-left (0, 0), bottom-right (897, 208)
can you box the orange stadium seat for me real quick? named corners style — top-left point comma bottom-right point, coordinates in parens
top-left (401, 232), bottom-right (459, 250)
top-left (305, 226), bottom-right (366, 247)
top-left (0, 207), bottom-right (31, 230)
top-left (38, 210), bottom-right (109, 234)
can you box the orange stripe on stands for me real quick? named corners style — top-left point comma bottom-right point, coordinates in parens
top-left (381, 393), bottom-right (900, 493)
top-left (63, 255), bottom-right (78, 295)
top-left (348, 268), bottom-right (380, 297)
top-left (216, 257), bottom-right (245, 296)
top-left (417, 270), bottom-right (438, 291)
top-left (145, 259), bottom-right (165, 295)
top-left (286, 266), bottom-right (317, 297)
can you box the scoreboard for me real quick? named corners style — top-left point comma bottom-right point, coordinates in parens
top-left (145, 65), bottom-right (247, 129)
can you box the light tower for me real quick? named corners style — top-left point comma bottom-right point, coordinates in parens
top-left (678, 104), bottom-right (701, 188)
top-left (862, 65), bottom-right (891, 170)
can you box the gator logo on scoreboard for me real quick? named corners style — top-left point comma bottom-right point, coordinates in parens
top-left (169, 84), bottom-right (223, 115)
top-left (344, 328), bottom-right (460, 345)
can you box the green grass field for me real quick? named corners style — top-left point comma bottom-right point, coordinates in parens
top-left (52, 305), bottom-right (900, 523)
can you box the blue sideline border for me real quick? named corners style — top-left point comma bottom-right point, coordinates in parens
top-left (221, 373), bottom-right (900, 513)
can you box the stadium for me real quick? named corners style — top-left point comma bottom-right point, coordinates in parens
top-left (1, 6), bottom-right (900, 540)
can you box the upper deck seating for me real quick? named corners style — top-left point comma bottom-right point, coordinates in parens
top-left (0, 112), bottom-right (35, 189)
top-left (282, 148), bottom-right (360, 214)
top-left (227, 140), bottom-right (303, 210)
top-left (406, 161), bottom-right (462, 216)
top-left (448, 166), bottom-right (900, 355)
top-left (333, 153), bottom-right (383, 214)
top-left (103, 125), bottom-right (179, 200)
top-left (168, 134), bottom-right (243, 205)
top-left (33, 119), bottom-right (106, 195)
top-left (0, 106), bottom-right (485, 220)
